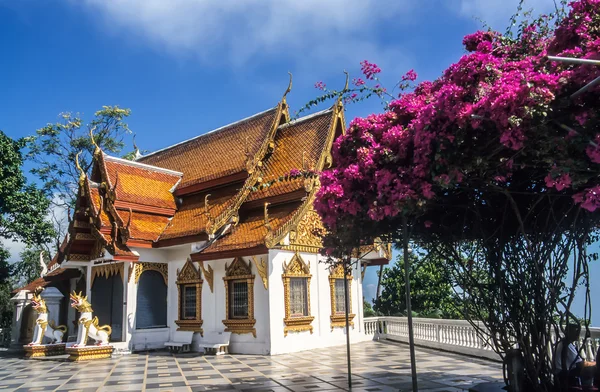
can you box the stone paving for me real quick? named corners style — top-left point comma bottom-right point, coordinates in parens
top-left (0, 340), bottom-right (503, 392)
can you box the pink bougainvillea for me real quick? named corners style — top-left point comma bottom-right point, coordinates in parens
top-left (314, 0), bottom-right (600, 232)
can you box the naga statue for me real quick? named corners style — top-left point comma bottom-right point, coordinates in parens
top-left (29, 292), bottom-right (67, 345)
top-left (70, 291), bottom-right (112, 346)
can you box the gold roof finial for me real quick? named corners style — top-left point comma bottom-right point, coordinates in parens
top-left (89, 126), bottom-right (101, 155)
top-left (343, 70), bottom-right (349, 92)
top-left (204, 194), bottom-right (214, 226)
top-left (283, 72), bottom-right (293, 99)
top-left (75, 151), bottom-right (86, 185)
top-left (336, 70), bottom-right (350, 107)
top-left (264, 202), bottom-right (272, 232)
top-left (132, 134), bottom-right (142, 160)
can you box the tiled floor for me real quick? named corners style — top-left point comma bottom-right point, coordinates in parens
top-left (0, 340), bottom-right (503, 391)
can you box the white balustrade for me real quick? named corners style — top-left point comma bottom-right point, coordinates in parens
top-left (364, 317), bottom-right (600, 362)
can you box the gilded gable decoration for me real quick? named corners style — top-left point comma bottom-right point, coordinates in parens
top-left (199, 261), bottom-right (214, 293)
top-left (282, 209), bottom-right (325, 253)
top-left (91, 262), bottom-right (124, 287)
top-left (282, 253), bottom-right (314, 336)
top-left (175, 258), bottom-right (203, 334)
top-left (222, 257), bottom-right (256, 337)
top-left (329, 263), bottom-right (355, 330)
top-left (177, 258), bottom-right (201, 283)
top-left (252, 256), bottom-right (268, 290)
top-left (132, 262), bottom-right (168, 286)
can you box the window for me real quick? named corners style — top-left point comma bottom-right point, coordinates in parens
top-left (329, 264), bottom-right (355, 330)
top-left (289, 278), bottom-right (308, 317)
top-left (175, 258), bottom-right (203, 333)
top-left (182, 285), bottom-right (197, 319)
top-left (136, 270), bottom-right (167, 329)
top-left (334, 279), bottom-right (346, 314)
top-left (229, 281), bottom-right (249, 318)
top-left (282, 253), bottom-right (314, 336)
top-left (223, 257), bottom-right (256, 337)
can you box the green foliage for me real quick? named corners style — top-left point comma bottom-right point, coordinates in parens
top-left (374, 252), bottom-right (461, 319)
top-left (363, 299), bottom-right (378, 317)
top-left (0, 246), bottom-right (13, 328)
top-left (26, 106), bottom-right (133, 248)
top-left (12, 247), bottom-right (49, 288)
top-left (0, 131), bottom-right (54, 246)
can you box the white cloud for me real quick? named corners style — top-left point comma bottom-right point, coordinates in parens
top-left (75, 0), bottom-right (415, 75)
top-left (456, 0), bottom-right (557, 30)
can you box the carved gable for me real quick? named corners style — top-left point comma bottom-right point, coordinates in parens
top-left (283, 253), bottom-right (310, 276)
top-left (284, 209), bottom-right (326, 253)
top-left (177, 258), bottom-right (201, 284)
top-left (225, 257), bottom-right (252, 277)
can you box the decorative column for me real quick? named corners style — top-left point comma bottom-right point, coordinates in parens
top-left (41, 287), bottom-right (64, 327)
top-left (10, 291), bottom-right (29, 347)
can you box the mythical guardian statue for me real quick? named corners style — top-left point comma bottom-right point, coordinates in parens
top-left (70, 291), bottom-right (112, 346)
top-left (28, 292), bottom-right (67, 345)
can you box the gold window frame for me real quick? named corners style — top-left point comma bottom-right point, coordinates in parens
top-left (329, 263), bottom-right (355, 330)
top-left (282, 253), bottom-right (314, 337)
top-left (175, 258), bottom-right (203, 334)
top-left (222, 257), bottom-right (256, 338)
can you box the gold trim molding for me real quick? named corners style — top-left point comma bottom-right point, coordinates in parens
top-left (282, 253), bottom-right (314, 337)
top-left (222, 257), bottom-right (256, 338)
top-left (329, 263), bottom-right (355, 330)
top-left (199, 261), bottom-right (214, 293)
top-left (91, 262), bottom-right (124, 286)
top-left (252, 256), bottom-right (268, 290)
top-left (131, 262), bottom-right (168, 286)
top-left (175, 258), bottom-right (203, 334)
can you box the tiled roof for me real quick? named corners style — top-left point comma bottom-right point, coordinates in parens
top-left (103, 156), bottom-right (181, 210)
top-left (138, 107), bottom-right (280, 189)
top-left (127, 212), bottom-right (172, 242)
top-left (15, 267), bottom-right (79, 293)
top-left (159, 184), bottom-right (240, 240)
top-left (199, 202), bottom-right (301, 256)
top-left (246, 109), bottom-right (334, 202)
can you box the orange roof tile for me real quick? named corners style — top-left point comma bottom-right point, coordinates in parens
top-left (127, 212), bottom-right (172, 242)
top-left (103, 156), bottom-right (181, 210)
top-left (138, 107), bottom-right (279, 189)
top-left (159, 185), bottom-right (240, 240)
top-left (247, 109), bottom-right (334, 202)
top-left (15, 268), bottom-right (80, 293)
top-left (199, 202), bottom-right (301, 256)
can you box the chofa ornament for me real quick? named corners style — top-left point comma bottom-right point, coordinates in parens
top-left (28, 291), bottom-right (67, 345)
top-left (70, 291), bottom-right (112, 346)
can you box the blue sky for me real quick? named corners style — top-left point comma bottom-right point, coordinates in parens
top-left (3, 0), bottom-right (596, 324)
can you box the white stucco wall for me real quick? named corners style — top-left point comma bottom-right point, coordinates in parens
top-left (268, 249), bottom-right (369, 355)
top-left (122, 244), bottom-right (368, 355)
top-left (128, 247), bottom-right (172, 351)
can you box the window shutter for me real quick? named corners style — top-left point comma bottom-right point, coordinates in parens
top-left (136, 271), bottom-right (168, 329)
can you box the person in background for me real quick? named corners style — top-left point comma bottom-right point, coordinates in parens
top-left (554, 324), bottom-right (596, 387)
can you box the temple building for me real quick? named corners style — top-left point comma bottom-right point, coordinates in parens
top-left (11, 88), bottom-right (391, 355)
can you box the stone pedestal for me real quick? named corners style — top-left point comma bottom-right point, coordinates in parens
top-left (10, 291), bottom-right (29, 347)
top-left (23, 343), bottom-right (66, 358)
top-left (66, 345), bottom-right (114, 361)
top-left (41, 287), bottom-right (64, 332)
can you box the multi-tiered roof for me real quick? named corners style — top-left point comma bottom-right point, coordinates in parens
top-left (60, 90), bottom-right (350, 263)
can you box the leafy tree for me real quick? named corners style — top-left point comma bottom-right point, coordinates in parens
top-left (363, 299), bottom-right (377, 317)
top-left (26, 106), bottom-right (133, 249)
top-left (374, 253), bottom-right (460, 319)
top-left (0, 131), bottom-right (54, 246)
top-left (0, 246), bottom-right (13, 328)
top-left (12, 247), bottom-right (49, 288)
